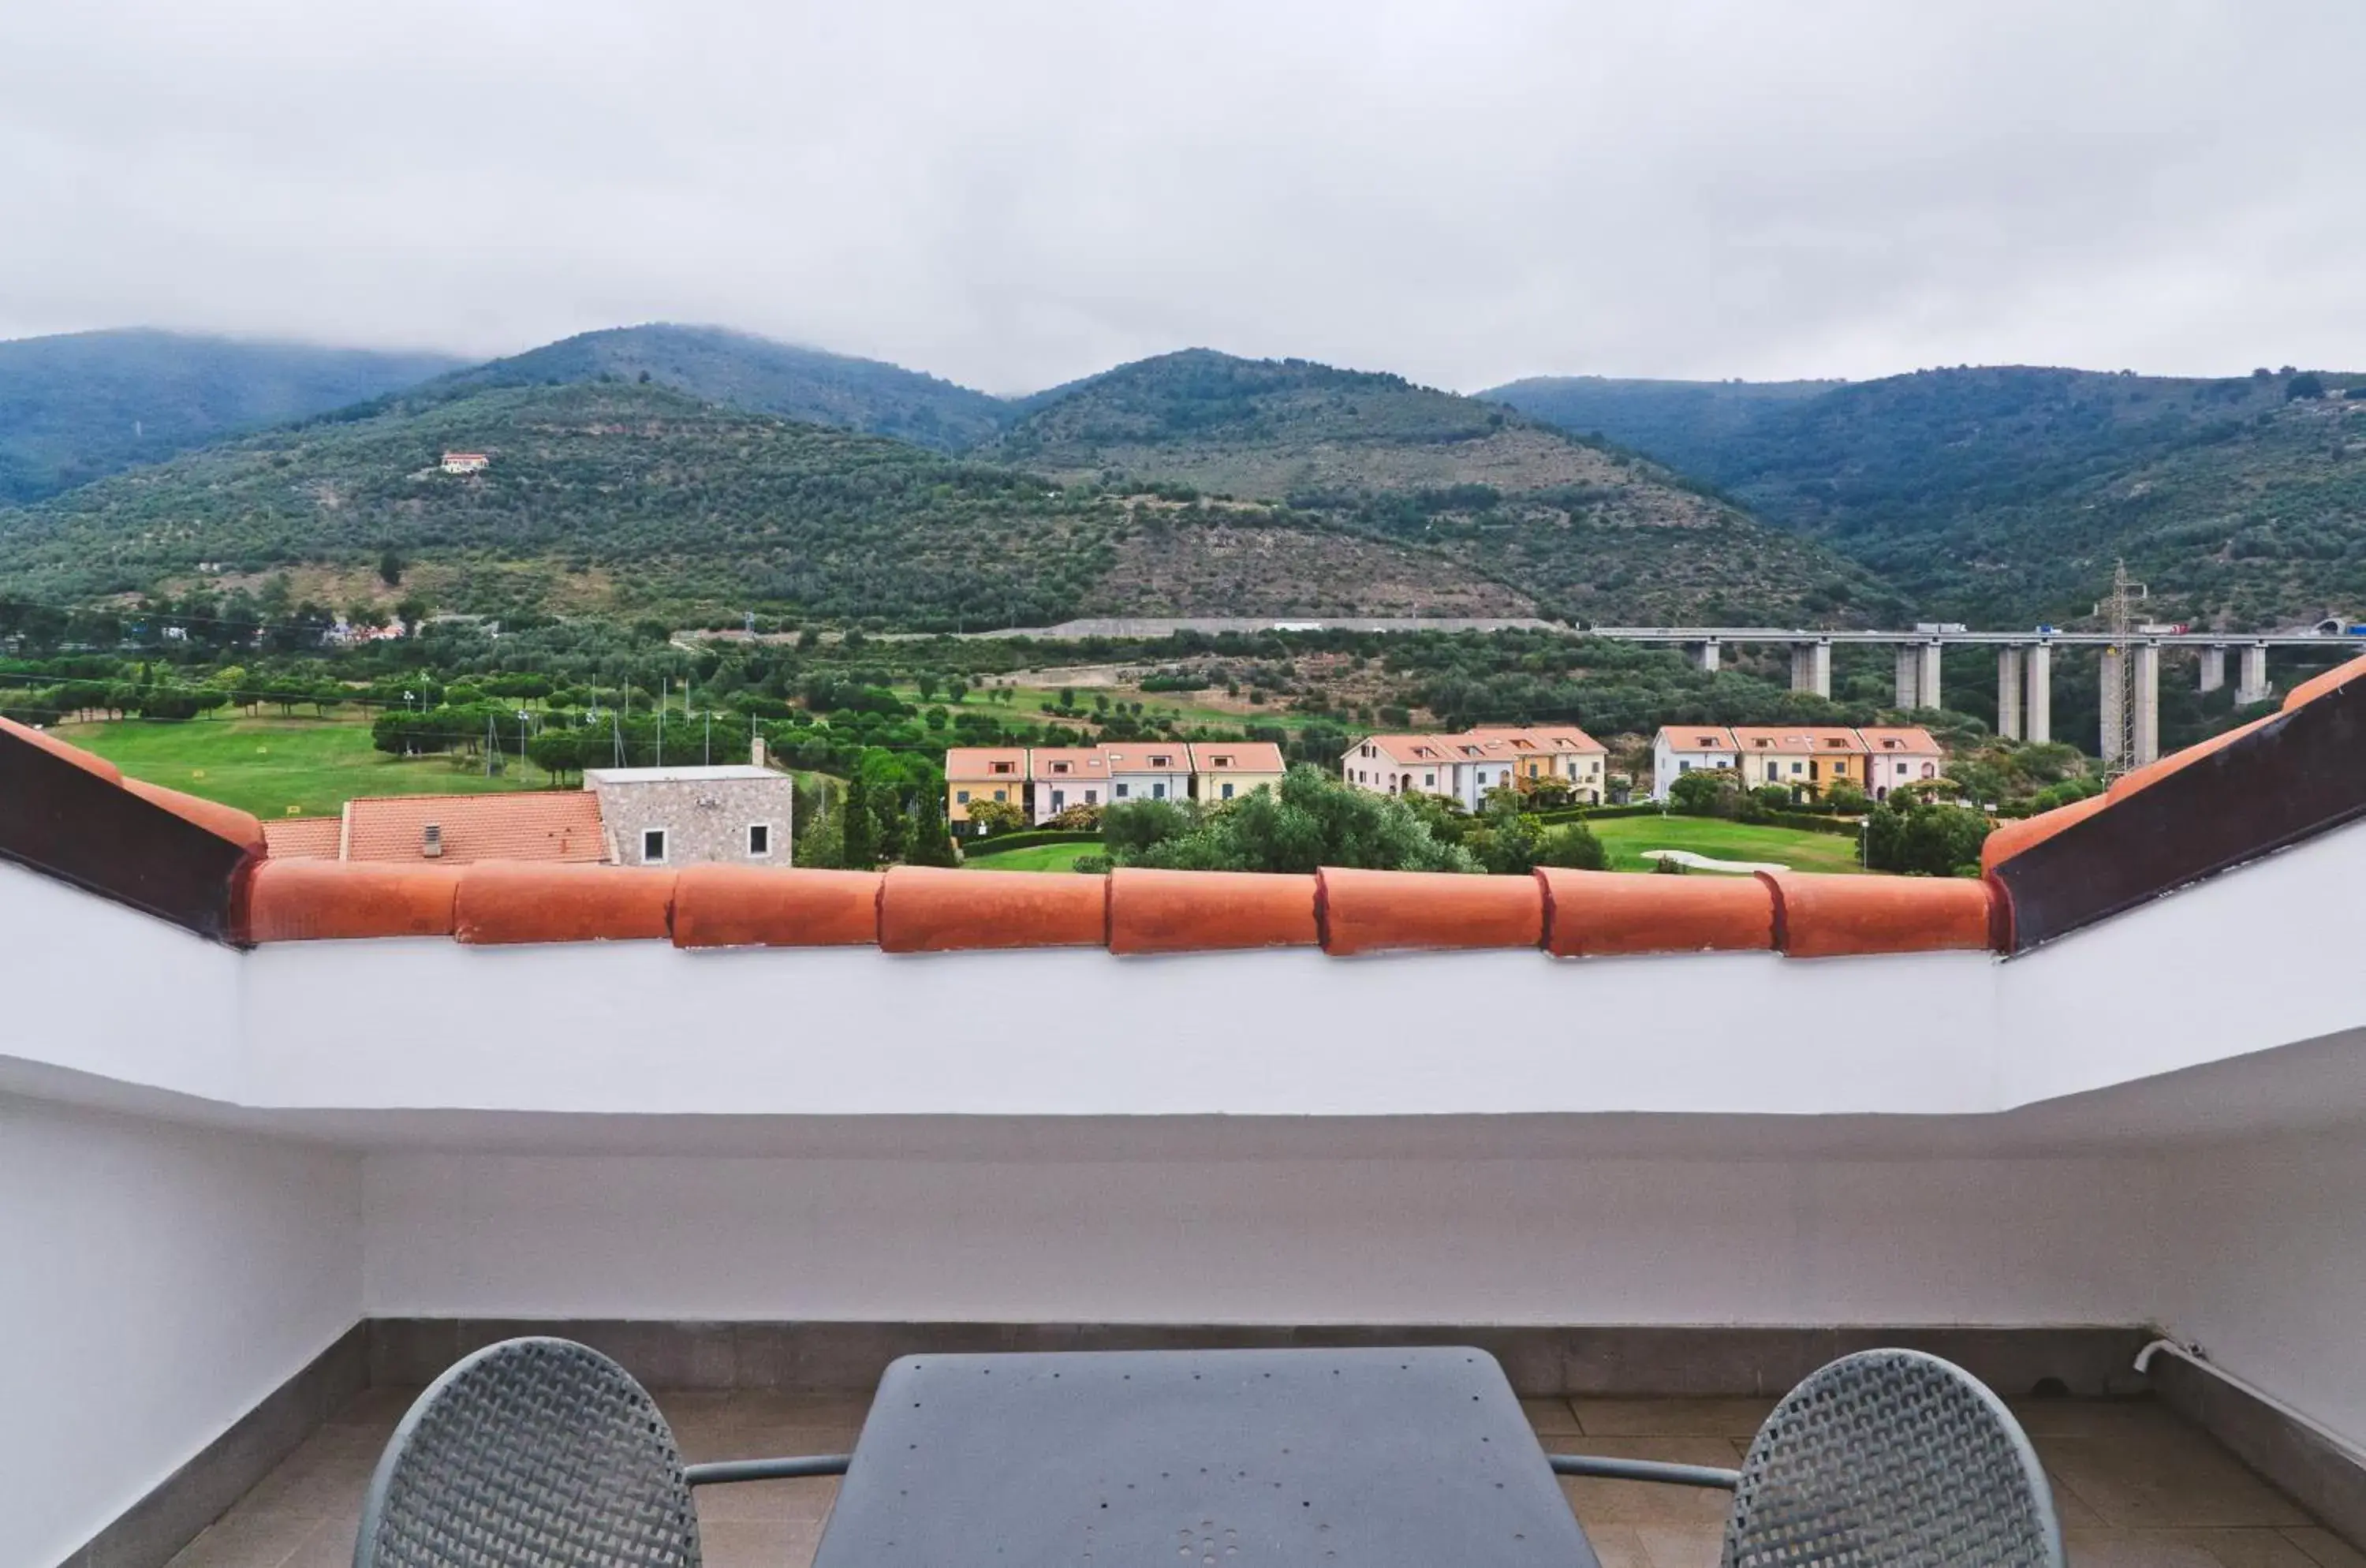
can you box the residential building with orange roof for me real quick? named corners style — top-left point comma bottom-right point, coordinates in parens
top-left (341, 792), bottom-right (606, 865)
top-left (1729, 726), bottom-right (1868, 800)
top-left (945, 747), bottom-right (1028, 830)
top-left (1188, 741), bottom-right (1285, 803)
top-left (1340, 734), bottom-right (1457, 798)
top-left (1099, 741), bottom-right (1192, 808)
top-left (1857, 726), bottom-right (1946, 801)
top-left (1650, 725), bottom-right (1739, 800)
top-left (1464, 725), bottom-right (1608, 803)
top-left (1028, 747), bottom-right (1110, 823)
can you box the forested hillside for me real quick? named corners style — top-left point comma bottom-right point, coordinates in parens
top-left (0, 329), bottom-right (460, 504)
top-left (430, 323), bottom-right (1013, 452)
top-left (998, 350), bottom-right (1890, 625)
top-left (0, 368), bottom-right (1882, 628)
top-left (1490, 364), bottom-right (2366, 628)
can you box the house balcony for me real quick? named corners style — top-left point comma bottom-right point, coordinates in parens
top-left (6, 670), bottom-right (2366, 1568)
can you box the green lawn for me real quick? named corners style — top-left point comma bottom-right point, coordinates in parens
top-left (52, 715), bottom-right (566, 820)
top-left (960, 841), bottom-right (1103, 872)
top-left (1588, 815), bottom-right (1868, 875)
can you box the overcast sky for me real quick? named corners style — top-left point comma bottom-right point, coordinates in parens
top-left (3, 1), bottom-right (2360, 394)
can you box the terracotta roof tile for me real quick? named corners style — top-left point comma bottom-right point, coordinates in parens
top-left (943, 747), bottom-right (1028, 781)
top-left (1109, 868), bottom-right (1317, 954)
top-left (455, 863), bottom-right (674, 944)
top-left (263, 816), bottom-right (342, 859)
top-left (244, 861), bottom-right (458, 942)
top-left (1536, 868), bottom-right (1774, 957)
top-left (673, 864), bottom-right (882, 948)
top-left (1316, 867), bottom-right (1543, 955)
top-left (879, 865), bottom-right (1108, 951)
top-left (1188, 742), bottom-right (1286, 774)
top-left (342, 791), bottom-right (605, 864)
top-left (1758, 871), bottom-right (1997, 958)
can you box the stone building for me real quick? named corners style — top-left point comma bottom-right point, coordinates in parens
top-left (584, 764), bottom-right (795, 868)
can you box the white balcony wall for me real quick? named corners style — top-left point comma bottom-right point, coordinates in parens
top-left (363, 1148), bottom-right (2162, 1329)
top-left (0, 1096), bottom-right (360, 1568)
top-left (2162, 1126), bottom-right (2366, 1450)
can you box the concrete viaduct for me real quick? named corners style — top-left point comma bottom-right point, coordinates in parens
top-left (1592, 628), bottom-right (2349, 767)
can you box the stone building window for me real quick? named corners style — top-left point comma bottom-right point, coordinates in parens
top-left (747, 823), bottom-right (771, 857)
top-left (643, 827), bottom-right (669, 864)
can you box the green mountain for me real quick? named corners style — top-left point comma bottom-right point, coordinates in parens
top-left (1487, 365), bottom-right (2366, 629)
top-left (995, 349), bottom-right (1890, 625)
top-left (0, 328), bottom-right (461, 505)
top-left (0, 365), bottom-right (1886, 629)
top-left (430, 323), bottom-right (1013, 452)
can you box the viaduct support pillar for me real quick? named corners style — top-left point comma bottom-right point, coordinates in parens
top-left (1691, 640), bottom-right (1721, 674)
top-left (2200, 645), bottom-right (2226, 694)
top-left (2025, 643), bottom-right (2052, 745)
top-left (1917, 640), bottom-right (1943, 711)
top-left (2133, 641), bottom-right (2161, 767)
top-left (2100, 647), bottom-right (2127, 769)
top-left (1996, 647), bottom-right (2025, 741)
top-left (1894, 645), bottom-right (1920, 709)
top-left (2235, 643), bottom-right (2272, 706)
top-left (1790, 640), bottom-right (1831, 698)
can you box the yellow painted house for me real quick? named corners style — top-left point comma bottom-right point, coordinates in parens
top-left (944, 747), bottom-right (1028, 828)
top-left (1728, 726), bottom-right (1868, 798)
top-left (1188, 741), bottom-right (1286, 803)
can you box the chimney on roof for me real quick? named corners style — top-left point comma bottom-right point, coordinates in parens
top-left (751, 734), bottom-right (768, 769)
top-left (422, 823), bottom-right (443, 858)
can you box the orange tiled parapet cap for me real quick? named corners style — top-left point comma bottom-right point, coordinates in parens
top-left (10, 648), bottom-right (2366, 960)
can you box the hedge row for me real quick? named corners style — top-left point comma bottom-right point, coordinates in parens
top-left (965, 829), bottom-right (1104, 856)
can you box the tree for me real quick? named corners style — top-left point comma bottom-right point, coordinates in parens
top-left (962, 797), bottom-right (1027, 836)
top-left (1535, 822), bottom-right (1608, 870)
top-left (1102, 766), bottom-right (1477, 873)
top-left (1864, 800), bottom-right (1991, 876)
top-left (840, 773), bottom-right (878, 869)
top-left (1668, 769), bottom-right (1740, 817)
top-left (378, 548), bottom-right (406, 587)
top-left (2286, 371), bottom-right (2327, 401)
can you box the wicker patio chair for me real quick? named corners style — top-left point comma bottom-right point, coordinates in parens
top-left (353, 1336), bottom-right (849, 1568)
top-left (1550, 1348), bottom-right (2066, 1568)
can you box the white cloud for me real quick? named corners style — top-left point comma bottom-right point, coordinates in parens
top-left (2, 0), bottom-right (2359, 391)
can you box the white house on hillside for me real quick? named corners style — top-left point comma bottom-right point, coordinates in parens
top-left (1100, 742), bottom-right (1193, 806)
top-left (1650, 725), bottom-right (1740, 800)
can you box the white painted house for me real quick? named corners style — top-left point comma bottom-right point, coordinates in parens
top-left (1099, 742), bottom-right (1193, 807)
top-left (1650, 724), bottom-right (1740, 800)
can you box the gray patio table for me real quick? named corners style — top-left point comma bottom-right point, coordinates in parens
top-left (808, 1346), bottom-right (1600, 1568)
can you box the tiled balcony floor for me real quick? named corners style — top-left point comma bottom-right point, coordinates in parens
top-left (165, 1385), bottom-right (2362, 1568)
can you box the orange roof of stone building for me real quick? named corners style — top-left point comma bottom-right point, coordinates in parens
top-left (1028, 748), bottom-right (1109, 782)
top-left (1189, 741), bottom-right (1286, 773)
top-left (1857, 726), bottom-right (1945, 756)
top-left (341, 792), bottom-right (606, 865)
top-left (1730, 726), bottom-right (1867, 756)
top-left (262, 817), bottom-right (342, 860)
top-left (944, 748), bottom-right (1028, 781)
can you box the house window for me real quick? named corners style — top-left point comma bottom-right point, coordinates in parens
top-left (1213, 755), bottom-right (1233, 767)
top-left (1221, 782), bottom-right (1234, 800)
top-left (1153, 782), bottom-right (1166, 799)
top-left (1680, 760), bottom-right (1692, 773)
top-left (1791, 762), bottom-right (1804, 775)
top-left (747, 823), bottom-right (771, 857)
top-left (1052, 762), bottom-right (1070, 775)
top-left (956, 789), bottom-right (972, 803)
top-left (1085, 789), bottom-right (1098, 805)
top-left (1424, 772), bottom-right (1435, 786)
top-left (642, 827), bottom-right (669, 864)
top-left (993, 789), bottom-right (1007, 801)
top-left (991, 761), bottom-right (1013, 775)
top-left (1116, 782), bottom-right (1130, 798)
top-left (1051, 790), bottom-right (1065, 810)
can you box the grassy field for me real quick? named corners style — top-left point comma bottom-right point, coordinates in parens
top-left (1588, 815), bottom-right (1867, 875)
top-left (960, 841), bottom-right (1103, 872)
top-left (52, 715), bottom-right (565, 819)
